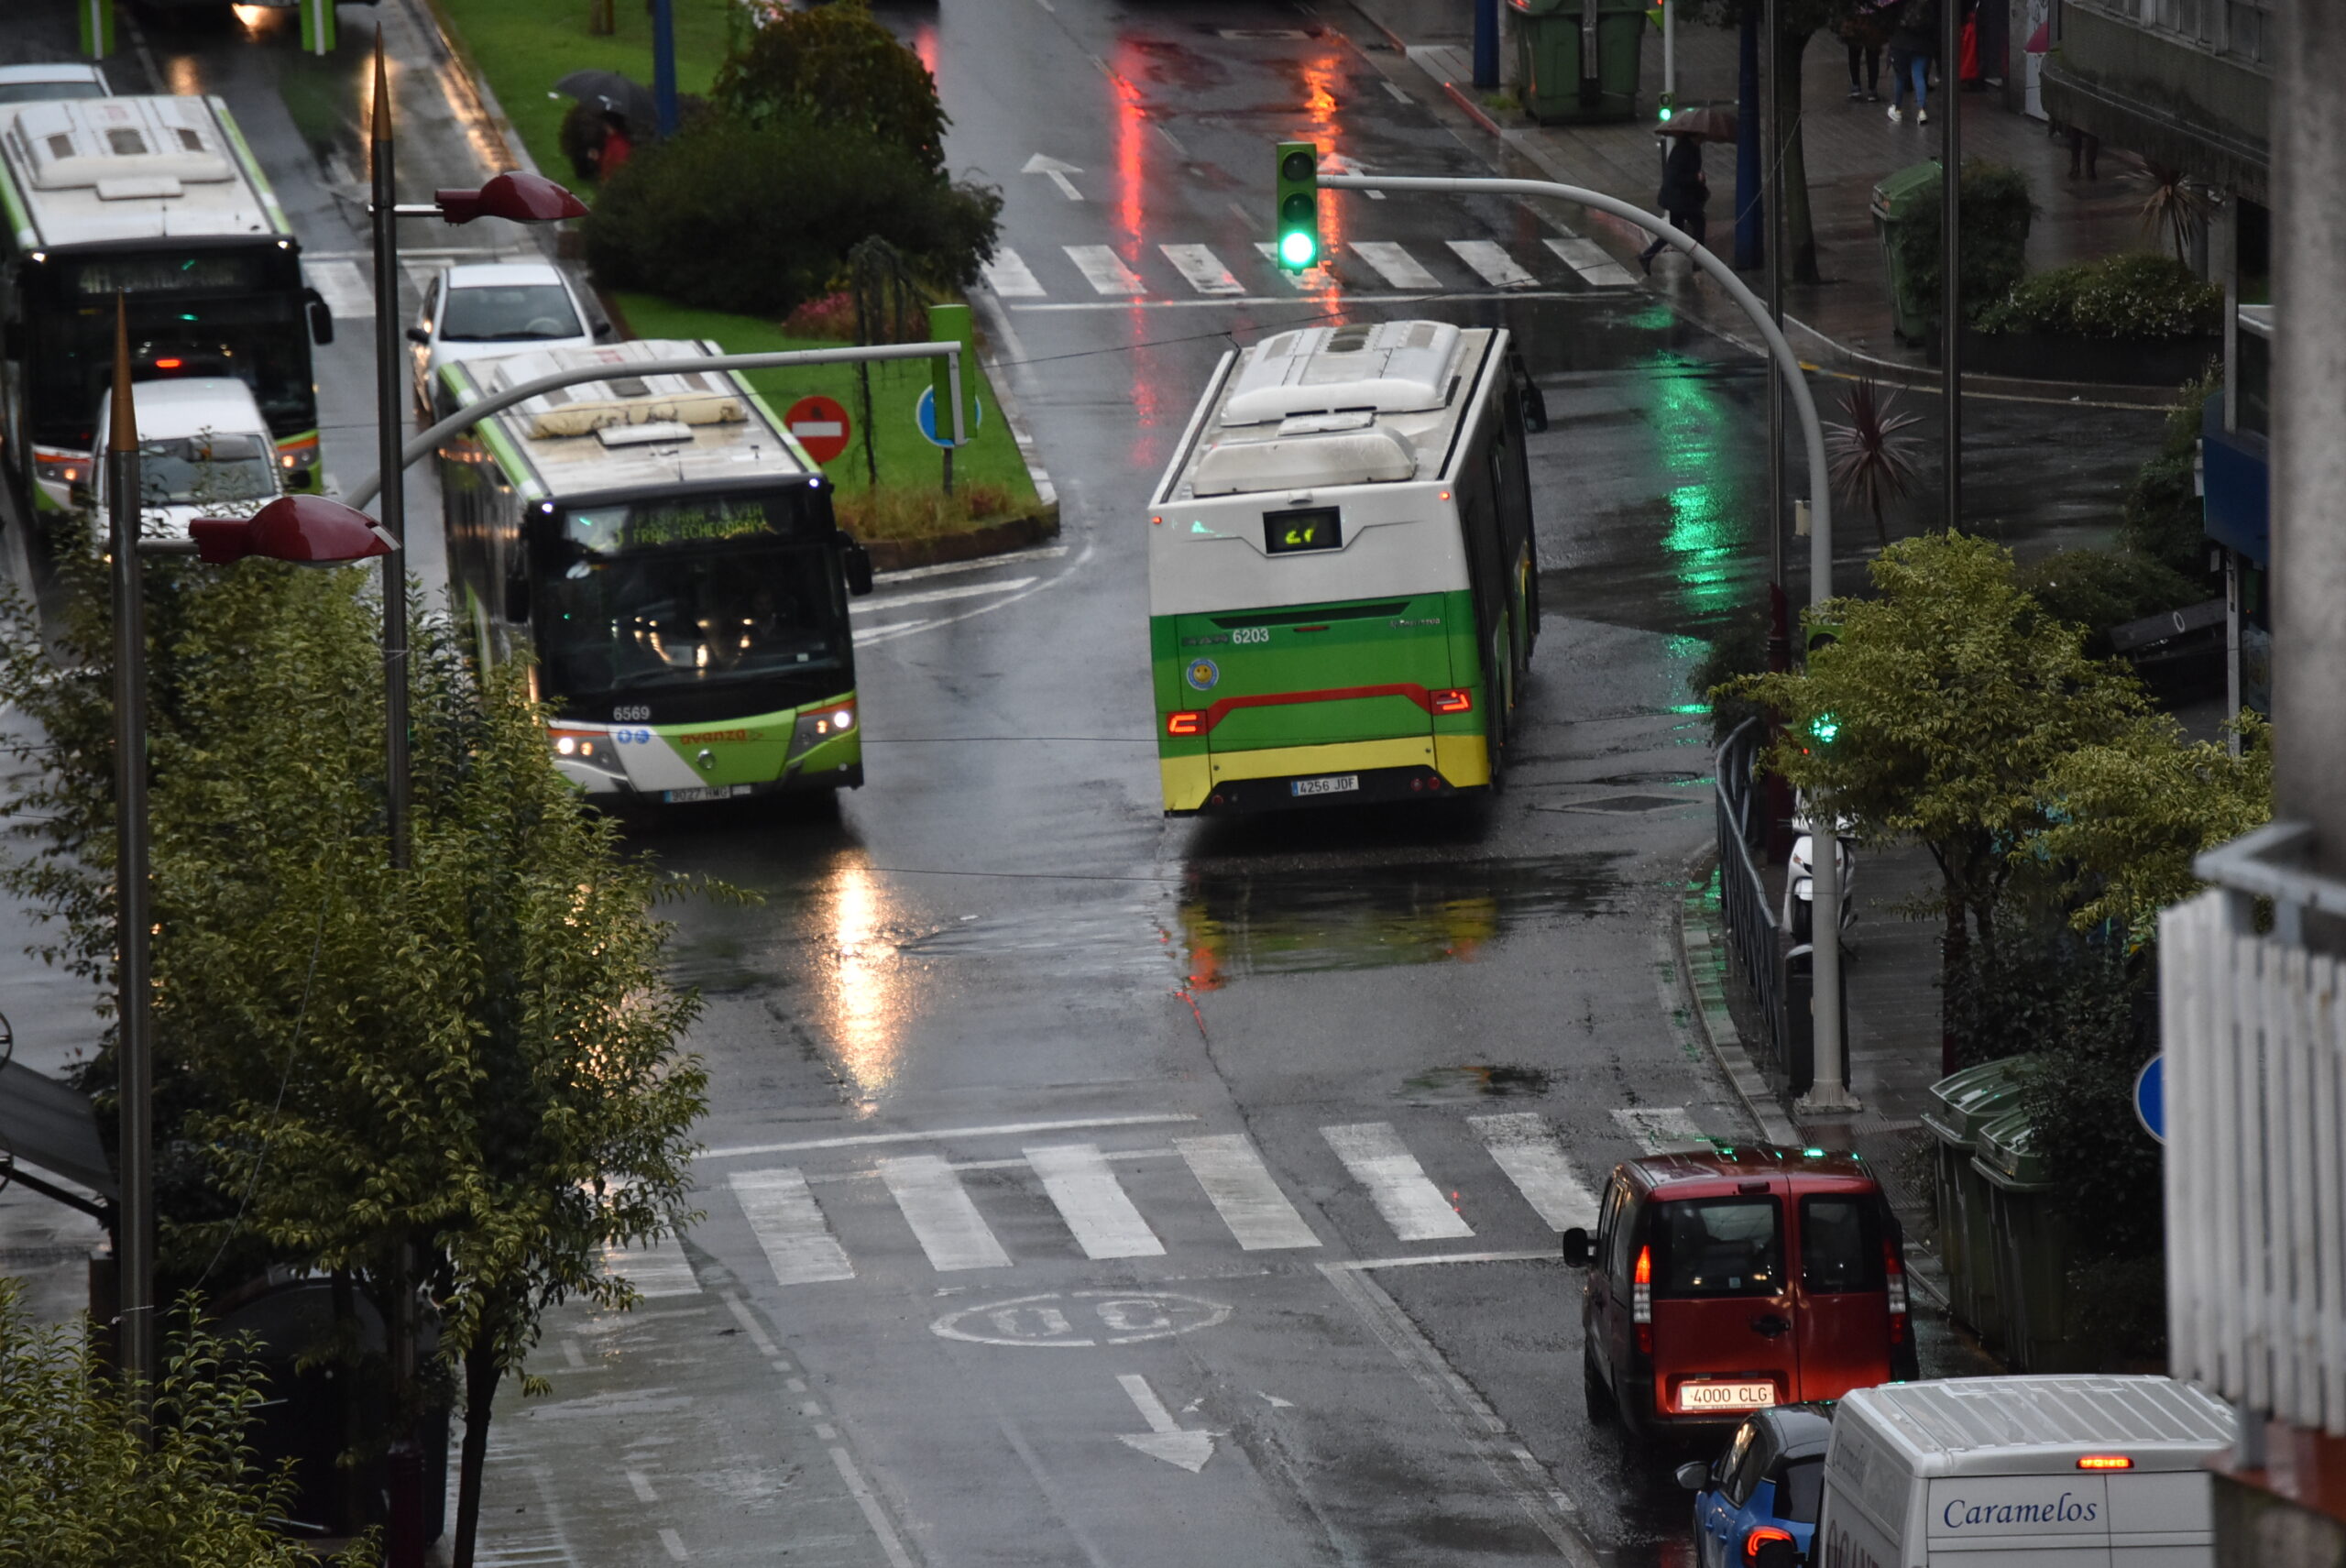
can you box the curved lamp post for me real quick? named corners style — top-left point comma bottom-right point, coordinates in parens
top-left (105, 305), bottom-right (393, 1424)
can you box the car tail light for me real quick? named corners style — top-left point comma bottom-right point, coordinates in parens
top-left (1431, 688), bottom-right (1473, 714)
top-left (1885, 1239), bottom-right (1909, 1345)
top-left (1744, 1526), bottom-right (1795, 1563)
top-left (1634, 1245), bottom-right (1653, 1354)
top-left (1166, 710), bottom-right (1204, 737)
top-left (2077, 1454), bottom-right (2133, 1471)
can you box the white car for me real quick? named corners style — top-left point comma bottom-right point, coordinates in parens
top-left (0, 63), bottom-right (112, 106)
top-left (408, 261), bottom-right (607, 420)
top-left (88, 378), bottom-right (283, 541)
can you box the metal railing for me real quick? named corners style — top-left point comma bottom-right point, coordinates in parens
top-left (2163, 820), bottom-right (2346, 1447)
top-left (1715, 719), bottom-right (1793, 1088)
top-left (2067, 0), bottom-right (2275, 68)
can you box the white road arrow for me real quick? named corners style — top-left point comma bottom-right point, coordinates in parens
top-left (1023, 153), bottom-right (1085, 201)
top-left (1115, 1374), bottom-right (1215, 1472)
top-left (1318, 153), bottom-right (1385, 199)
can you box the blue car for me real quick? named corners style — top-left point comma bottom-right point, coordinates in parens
top-left (1676, 1404), bottom-right (1832, 1568)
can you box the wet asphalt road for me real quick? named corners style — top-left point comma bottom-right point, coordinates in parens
top-left (0, 2), bottom-right (2165, 1563)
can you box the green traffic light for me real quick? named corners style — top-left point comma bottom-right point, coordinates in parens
top-left (1274, 140), bottom-right (1320, 274)
top-left (1278, 228), bottom-right (1318, 269)
top-left (1658, 104), bottom-right (1673, 121)
top-left (1811, 714), bottom-right (1841, 745)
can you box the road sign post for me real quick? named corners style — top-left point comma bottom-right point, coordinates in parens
top-left (784, 394), bottom-right (852, 466)
top-left (79, 0), bottom-right (113, 60)
top-left (301, 0), bottom-right (335, 55)
top-left (915, 385), bottom-right (982, 449)
top-left (927, 303), bottom-right (977, 495)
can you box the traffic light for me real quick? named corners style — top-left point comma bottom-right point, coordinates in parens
top-left (1275, 141), bottom-right (1319, 271)
top-left (1809, 713), bottom-right (1840, 747)
top-left (1657, 89), bottom-right (1674, 123)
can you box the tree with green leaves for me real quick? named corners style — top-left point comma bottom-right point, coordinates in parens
top-left (1718, 532), bottom-right (2152, 991)
top-left (0, 1281), bottom-right (376, 1567)
top-left (0, 544), bottom-right (707, 1567)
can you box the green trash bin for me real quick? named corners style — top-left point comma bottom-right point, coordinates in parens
top-left (1870, 160), bottom-right (1942, 345)
top-left (1509, 0), bottom-right (1649, 125)
top-left (1974, 1105), bottom-right (2088, 1373)
top-left (1921, 1057), bottom-right (2035, 1350)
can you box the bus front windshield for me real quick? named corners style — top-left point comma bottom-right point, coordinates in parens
top-left (24, 255), bottom-right (314, 449)
top-left (537, 494), bottom-right (844, 706)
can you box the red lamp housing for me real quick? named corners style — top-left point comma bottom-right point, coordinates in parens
top-left (191, 495), bottom-right (396, 566)
top-left (435, 170), bottom-right (589, 226)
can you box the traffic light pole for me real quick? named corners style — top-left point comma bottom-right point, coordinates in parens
top-left (1318, 170), bottom-right (1855, 1111)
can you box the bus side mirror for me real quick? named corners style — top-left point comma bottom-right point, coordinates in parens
top-left (841, 538), bottom-right (874, 597)
top-left (594, 321), bottom-right (617, 341)
top-left (1561, 1228), bottom-right (1592, 1268)
top-left (304, 290), bottom-right (335, 347)
top-left (1520, 382), bottom-right (1549, 433)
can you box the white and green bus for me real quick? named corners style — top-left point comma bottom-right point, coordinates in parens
top-left (1149, 319), bottom-right (1543, 814)
top-left (0, 94), bottom-right (333, 511)
top-left (435, 338), bottom-right (873, 805)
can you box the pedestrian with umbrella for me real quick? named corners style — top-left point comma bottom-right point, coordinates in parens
top-left (1639, 115), bottom-right (1723, 273)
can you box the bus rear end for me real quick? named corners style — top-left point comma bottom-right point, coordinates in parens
top-left (1151, 494), bottom-right (1490, 814)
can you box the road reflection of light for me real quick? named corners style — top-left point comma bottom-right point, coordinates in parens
top-left (232, 5), bottom-right (272, 27)
top-left (827, 860), bottom-right (901, 1107)
top-left (1651, 360), bottom-right (1743, 625)
top-left (1107, 48), bottom-right (1162, 463)
top-left (1297, 56), bottom-right (1346, 302)
top-left (166, 58), bottom-right (202, 97)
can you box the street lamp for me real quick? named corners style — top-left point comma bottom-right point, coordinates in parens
top-left (105, 302), bottom-right (390, 1419)
top-left (367, 34), bottom-right (585, 875)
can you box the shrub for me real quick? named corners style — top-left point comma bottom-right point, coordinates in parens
top-left (1974, 252), bottom-right (2223, 340)
top-left (834, 480), bottom-right (1017, 541)
top-left (1891, 160), bottom-right (2034, 322)
top-left (712, 4), bottom-right (948, 175)
top-left (2121, 367), bottom-right (2222, 575)
top-left (2020, 547), bottom-right (2204, 649)
top-left (782, 292), bottom-right (862, 341)
top-left (1691, 603), bottom-right (1770, 746)
top-left (584, 114), bottom-right (1000, 319)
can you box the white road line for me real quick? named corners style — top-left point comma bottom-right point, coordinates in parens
top-left (1010, 291), bottom-right (1589, 312)
top-left (728, 1168), bottom-right (856, 1284)
top-left (875, 543), bottom-right (1068, 584)
top-left (1470, 1113), bottom-right (1599, 1231)
top-left (657, 1529), bottom-right (687, 1562)
top-left (850, 576), bottom-right (1036, 614)
top-left (1159, 244), bottom-right (1244, 296)
top-left (1448, 239), bottom-right (1538, 289)
top-left (1348, 241), bottom-right (1442, 291)
top-left (600, 1234), bottom-right (699, 1298)
top-left (831, 1448), bottom-right (918, 1568)
top-left (1611, 1106), bottom-right (1709, 1152)
top-left (1063, 245), bottom-right (1146, 295)
top-left (852, 619), bottom-right (937, 645)
top-left (703, 1112), bottom-right (1198, 1159)
top-left (981, 248), bottom-right (1047, 299)
top-left (1545, 236), bottom-right (1639, 287)
top-left (1175, 1134), bottom-right (1321, 1250)
top-left (1025, 1143), bottom-right (1166, 1258)
top-left (1252, 241), bottom-right (1334, 289)
top-left (1337, 1247), bottom-right (1556, 1269)
top-left (723, 1293), bottom-right (782, 1356)
top-left (1321, 1123), bottom-right (1474, 1241)
top-left (307, 259), bottom-right (371, 320)
top-left (1383, 79), bottom-right (1412, 102)
top-left (879, 1153), bottom-right (1014, 1270)
top-left (626, 1469), bottom-right (659, 1503)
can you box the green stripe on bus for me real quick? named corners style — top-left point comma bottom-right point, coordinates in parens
top-left (0, 158), bottom-right (34, 249)
top-left (209, 102), bottom-right (292, 236)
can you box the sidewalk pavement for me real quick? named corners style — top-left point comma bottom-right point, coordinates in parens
top-left (1343, 0), bottom-right (2165, 398)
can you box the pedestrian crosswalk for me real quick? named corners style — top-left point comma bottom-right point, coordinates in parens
top-left (976, 232), bottom-right (1641, 304)
top-left (663, 1110), bottom-right (1705, 1298)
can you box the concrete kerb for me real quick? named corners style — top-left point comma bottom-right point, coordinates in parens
top-left (1673, 851), bottom-right (1801, 1146)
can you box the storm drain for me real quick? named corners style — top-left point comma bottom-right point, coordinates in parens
top-left (1548, 793), bottom-right (1698, 815)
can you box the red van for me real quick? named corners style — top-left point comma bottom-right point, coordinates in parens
top-left (1562, 1145), bottom-right (1917, 1440)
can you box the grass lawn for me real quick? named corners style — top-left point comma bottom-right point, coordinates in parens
top-left (430, 0), bottom-right (739, 185)
top-left (616, 294), bottom-right (1039, 519)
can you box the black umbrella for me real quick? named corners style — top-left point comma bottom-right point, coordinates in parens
top-left (553, 70), bottom-right (658, 130)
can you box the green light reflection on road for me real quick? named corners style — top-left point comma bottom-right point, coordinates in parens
top-left (1649, 356), bottom-right (1752, 719)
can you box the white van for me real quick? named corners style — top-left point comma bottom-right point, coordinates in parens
top-left (1814, 1376), bottom-right (2234, 1568)
top-left (88, 378), bottom-right (284, 540)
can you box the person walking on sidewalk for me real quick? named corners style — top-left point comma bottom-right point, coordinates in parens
top-left (1639, 134), bottom-right (1709, 273)
top-left (1839, 3), bottom-right (1891, 102)
top-left (1887, 0), bottom-right (1939, 125)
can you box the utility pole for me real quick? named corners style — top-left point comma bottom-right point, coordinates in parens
top-left (1762, 0), bottom-right (1788, 699)
top-left (1941, 0), bottom-right (1962, 534)
top-left (106, 299), bottom-right (154, 1414)
top-left (2272, 1), bottom-right (2346, 871)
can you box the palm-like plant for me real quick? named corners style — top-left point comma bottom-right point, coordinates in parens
top-left (1825, 377), bottom-right (1925, 551)
top-left (2137, 163), bottom-right (2213, 265)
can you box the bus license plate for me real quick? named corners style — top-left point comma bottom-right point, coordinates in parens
top-left (662, 784), bottom-right (753, 805)
top-left (1677, 1381), bottom-right (1777, 1412)
top-left (1290, 773), bottom-right (1359, 798)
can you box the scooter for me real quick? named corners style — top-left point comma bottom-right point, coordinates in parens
top-left (1781, 795), bottom-right (1858, 951)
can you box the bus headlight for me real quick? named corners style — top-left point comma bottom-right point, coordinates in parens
top-left (791, 700), bottom-right (857, 755)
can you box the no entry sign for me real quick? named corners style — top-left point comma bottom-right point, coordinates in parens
top-left (784, 394), bottom-right (851, 465)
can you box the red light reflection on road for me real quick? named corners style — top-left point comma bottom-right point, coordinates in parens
top-left (1108, 46), bottom-right (1163, 460)
top-left (1295, 55), bottom-right (1347, 300)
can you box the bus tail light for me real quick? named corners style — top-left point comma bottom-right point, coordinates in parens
top-left (1431, 688), bottom-right (1473, 714)
top-left (1634, 1245), bottom-right (1653, 1354)
top-left (1167, 710), bottom-right (1205, 737)
top-left (1885, 1240), bottom-right (1909, 1344)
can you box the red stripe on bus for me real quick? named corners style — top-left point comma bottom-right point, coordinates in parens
top-left (1187, 684), bottom-right (1437, 736)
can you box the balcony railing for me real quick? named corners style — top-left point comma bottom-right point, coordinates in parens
top-left (2067, 0), bottom-right (2274, 68)
top-left (2163, 821), bottom-right (2346, 1440)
